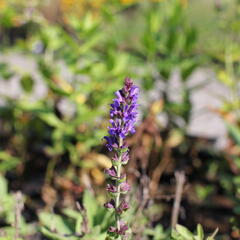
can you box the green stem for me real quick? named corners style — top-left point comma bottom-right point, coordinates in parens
top-left (116, 163), bottom-right (122, 230)
top-left (115, 138), bottom-right (123, 234)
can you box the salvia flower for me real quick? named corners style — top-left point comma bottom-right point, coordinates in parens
top-left (103, 78), bottom-right (139, 239)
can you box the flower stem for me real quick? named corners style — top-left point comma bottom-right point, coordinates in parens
top-left (116, 163), bottom-right (122, 230)
top-left (115, 138), bottom-right (123, 232)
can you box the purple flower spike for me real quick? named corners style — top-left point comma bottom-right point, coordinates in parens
top-left (104, 78), bottom-right (139, 150)
top-left (103, 78), bottom-right (139, 239)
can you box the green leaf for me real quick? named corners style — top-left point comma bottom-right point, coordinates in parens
top-left (149, 10), bottom-right (162, 34)
top-left (39, 113), bottom-right (64, 128)
top-left (82, 231), bottom-right (106, 240)
top-left (0, 151), bottom-right (21, 172)
top-left (195, 224), bottom-right (204, 240)
top-left (62, 208), bottom-right (83, 234)
top-left (175, 224), bottom-right (194, 240)
top-left (0, 62), bottom-right (14, 80)
top-left (41, 227), bottom-right (69, 240)
top-left (153, 225), bottom-right (166, 239)
top-left (39, 212), bottom-right (74, 235)
top-left (180, 60), bottom-right (198, 80)
top-left (226, 122), bottom-right (240, 146)
top-left (0, 174), bottom-right (8, 197)
top-left (185, 27), bottom-right (197, 52)
top-left (20, 74), bottom-right (34, 93)
top-left (75, 217), bottom-right (82, 235)
top-left (79, 33), bottom-right (102, 54)
top-left (83, 191), bottom-right (98, 228)
top-left (63, 208), bottom-right (83, 221)
top-left (0, 238), bottom-right (23, 240)
top-left (195, 184), bottom-right (213, 201)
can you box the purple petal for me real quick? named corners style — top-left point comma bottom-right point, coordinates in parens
top-left (104, 199), bottom-right (115, 209)
top-left (106, 184), bottom-right (117, 193)
top-left (105, 166), bottom-right (117, 178)
top-left (120, 182), bottom-right (131, 192)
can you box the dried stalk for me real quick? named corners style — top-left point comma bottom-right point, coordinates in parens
top-left (171, 171), bottom-right (186, 228)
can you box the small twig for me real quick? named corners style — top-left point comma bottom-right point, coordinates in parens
top-left (14, 191), bottom-right (24, 240)
top-left (171, 171), bottom-right (186, 228)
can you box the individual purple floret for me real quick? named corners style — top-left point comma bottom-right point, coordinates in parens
top-left (103, 78), bottom-right (139, 239)
top-left (108, 221), bottom-right (129, 237)
top-left (104, 199), bottom-right (115, 209)
top-left (105, 167), bottom-right (118, 179)
top-left (116, 200), bottom-right (129, 214)
top-left (121, 152), bottom-right (129, 165)
top-left (106, 184), bottom-right (117, 193)
top-left (120, 182), bottom-right (131, 193)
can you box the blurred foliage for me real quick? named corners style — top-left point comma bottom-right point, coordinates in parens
top-left (0, 0), bottom-right (239, 239)
top-left (212, 2), bottom-right (240, 235)
top-left (0, 0), bottom-right (201, 187)
top-left (39, 191), bottom-right (113, 240)
top-left (171, 224), bottom-right (218, 240)
top-left (0, 175), bottom-right (34, 238)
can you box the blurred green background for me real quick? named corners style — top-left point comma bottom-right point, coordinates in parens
top-left (0, 0), bottom-right (240, 239)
